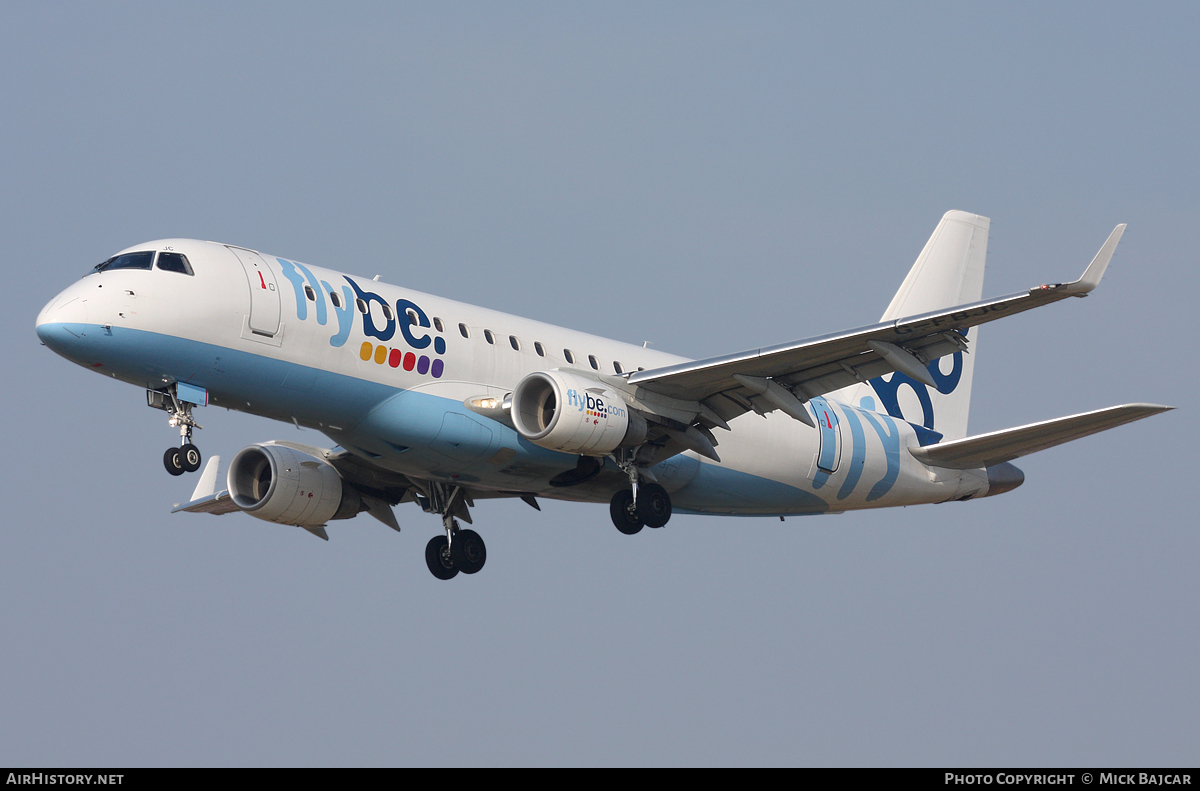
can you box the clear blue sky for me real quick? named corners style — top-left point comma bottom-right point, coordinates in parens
top-left (2, 2), bottom-right (1195, 766)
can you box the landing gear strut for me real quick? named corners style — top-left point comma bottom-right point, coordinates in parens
top-left (609, 457), bottom-right (672, 534)
top-left (417, 483), bottom-right (487, 580)
top-left (149, 385), bottom-right (203, 476)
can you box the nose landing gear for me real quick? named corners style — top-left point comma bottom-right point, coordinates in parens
top-left (148, 385), bottom-right (204, 476)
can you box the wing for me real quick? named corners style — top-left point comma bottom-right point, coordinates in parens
top-left (627, 224), bottom-right (1126, 427)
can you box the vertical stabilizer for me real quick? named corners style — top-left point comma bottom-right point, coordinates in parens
top-left (838, 211), bottom-right (989, 440)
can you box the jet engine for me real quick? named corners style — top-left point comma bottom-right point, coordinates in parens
top-left (510, 370), bottom-right (646, 455)
top-left (227, 443), bottom-right (362, 527)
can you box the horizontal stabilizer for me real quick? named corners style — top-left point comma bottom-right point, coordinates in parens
top-left (172, 489), bottom-right (239, 515)
top-left (173, 455), bottom-right (240, 514)
top-left (190, 455), bottom-right (221, 501)
top-left (910, 403), bottom-right (1172, 470)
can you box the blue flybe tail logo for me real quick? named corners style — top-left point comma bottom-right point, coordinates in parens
top-left (868, 351), bottom-right (963, 431)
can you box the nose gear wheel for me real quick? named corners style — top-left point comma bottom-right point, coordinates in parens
top-left (180, 443), bottom-right (202, 473)
top-left (164, 447), bottom-right (185, 476)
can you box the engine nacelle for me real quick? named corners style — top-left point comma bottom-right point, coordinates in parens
top-left (510, 370), bottom-right (646, 455)
top-left (227, 443), bottom-right (361, 527)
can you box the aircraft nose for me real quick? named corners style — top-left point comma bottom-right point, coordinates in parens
top-left (38, 276), bottom-right (97, 324)
top-left (35, 285), bottom-right (94, 357)
top-left (36, 294), bottom-right (63, 334)
top-left (37, 290), bottom-right (77, 329)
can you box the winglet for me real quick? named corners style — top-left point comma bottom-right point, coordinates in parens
top-left (1063, 224), bottom-right (1125, 295)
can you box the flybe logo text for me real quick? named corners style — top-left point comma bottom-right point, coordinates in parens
top-left (565, 389), bottom-right (626, 420)
top-left (276, 258), bottom-right (447, 379)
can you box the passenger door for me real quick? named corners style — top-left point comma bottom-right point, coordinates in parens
top-left (227, 246), bottom-right (281, 338)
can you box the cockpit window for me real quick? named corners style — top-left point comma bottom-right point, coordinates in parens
top-left (156, 252), bottom-right (194, 276)
top-left (90, 251), bottom-right (155, 275)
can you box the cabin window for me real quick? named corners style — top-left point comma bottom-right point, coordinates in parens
top-left (484, 329), bottom-right (495, 345)
top-left (534, 342), bottom-right (545, 357)
top-left (156, 252), bottom-right (194, 276)
top-left (406, 309), bottom-right (418, 325)
top-left (357, 298), bottom-right (368, 314)
top-left (509, 335), bottom-right (520, 351)
top-left (329, 291), bottom-right (342, 309)
top-left (613, 361), bottom-right (624, 374)
top-left (434, 317), bottom-right (444, 332)
top-left (304, 285), bottom-right (316, 301)
top-left (588, 355), bottom-right (599, 370)
top-left (459, 323), bottom-right (470, 338)
top-left (382, 304), bottom-right (394, 321)
top-left (564, 349), bottom-right (575, 364)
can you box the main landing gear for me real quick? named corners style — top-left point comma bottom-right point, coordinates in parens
top-left (609, 460), bottom-right (672, 535)
top-left (417, 483), bottom-right (487, 580)
top-left (425, 525), bottom-right (486, 580)
top-left (149, 386), bottom-right (203, 476)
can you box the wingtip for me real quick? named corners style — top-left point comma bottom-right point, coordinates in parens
top-left (1121, 402), bottom-right (1174, 414)
top-left (1065, 223), bottom-right (1126, 295)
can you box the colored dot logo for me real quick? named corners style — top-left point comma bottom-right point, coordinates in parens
top-left (360, 341), bottom-right (445, 378)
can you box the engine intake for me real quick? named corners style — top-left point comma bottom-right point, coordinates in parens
top-left (511, 370), bottom-right (645, 455)
top-left (227, 443), bottom-right (362, 527)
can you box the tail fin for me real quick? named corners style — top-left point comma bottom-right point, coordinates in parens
top-left (839, 210), bottom-right (990, 440)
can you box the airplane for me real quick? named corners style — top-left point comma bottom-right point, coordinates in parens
top-left (35, 211), bottom-right (1171, 579)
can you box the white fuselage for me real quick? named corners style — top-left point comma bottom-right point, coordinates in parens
top-left (36, 239), bottom-right (992, 517)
